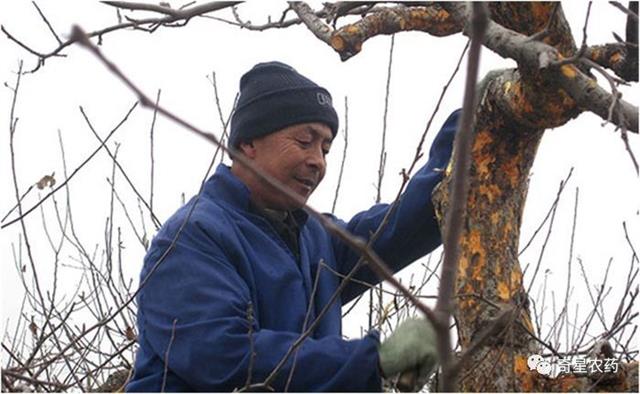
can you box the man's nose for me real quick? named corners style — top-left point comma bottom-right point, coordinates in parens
top-left (306, 145), bottom-right (325, 172)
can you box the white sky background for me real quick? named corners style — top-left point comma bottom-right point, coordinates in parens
top-left (0, 0), bottom-right (638, 358)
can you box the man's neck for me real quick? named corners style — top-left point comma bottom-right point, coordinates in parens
top-left (249, 201), bottom-right (288, 222)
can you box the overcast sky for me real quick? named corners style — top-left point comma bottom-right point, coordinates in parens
top-left (1, 1), bottom-right (638, 349)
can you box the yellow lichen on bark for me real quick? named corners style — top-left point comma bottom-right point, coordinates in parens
top-left (434, 8), bottom-right (451, 23)
top-left (530, 3), bottom-right (553, 31)
top-left (397, 17), bottom-right (406, 30)
top-left (495, 267), bottom-right (525, 302)
top-left (466, 230), bottom-right (486, 279)
top-left (514, 354), bottom-right (536, 391)
top-left (501, 155), bottom-right (521, 188)
top-left (560, 64), bottom-right (577, 78)
top-left (545, 88), bottom-right (577, 120)
top-left (510, 267), bottom-right (523, 290)
top-left (610, 51), bottom-right (623, 65)
top-left (504, 80), bottom-right (512, 94)
top-left (490, 211), bottom-right (500, 226)
top-left (408, 9), bottom-right (425, 27)
top-left (497, 281), bottom-right (511, 301)
top-left (557, 375), bottom-right (580, 392)
top-left (478, 183), bottom-right (502, 204)
top-left (521, 312), bottom-right (535, 333)
top-left (458, 281), bottom-right (478, 312)
top-left (472, 130), bottom-right (494, 178)
top-left (511, 81), bottom-right (534, 113)
top-left (458, 256), bottom-right (469, 278)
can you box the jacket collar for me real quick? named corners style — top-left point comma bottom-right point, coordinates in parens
top-left (204, 164), bottom-right (309, 224)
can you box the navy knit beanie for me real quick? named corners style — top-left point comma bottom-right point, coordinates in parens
top-left (229, 61), bottom-right (339, 148)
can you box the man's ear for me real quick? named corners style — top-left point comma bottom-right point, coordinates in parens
top-left (238, 140), bottom-right (257, 159)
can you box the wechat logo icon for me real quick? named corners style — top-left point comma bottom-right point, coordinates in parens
top-left (528, 354), bottom-right (552, 376)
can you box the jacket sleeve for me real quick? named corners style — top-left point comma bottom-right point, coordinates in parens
top-left (136, 218), bottom-right (382, 392)
top-left (333, 109), bottom-right (460, 303)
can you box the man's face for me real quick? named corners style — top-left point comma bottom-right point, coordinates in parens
top-left (239, 122), bottom-right (333, 210)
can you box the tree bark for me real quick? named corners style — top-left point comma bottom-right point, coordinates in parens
top-left (431, 3), bottom-right (637, 391)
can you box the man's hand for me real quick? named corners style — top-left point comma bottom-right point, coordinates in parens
top-left (378, 318), bottom-right (438, 389)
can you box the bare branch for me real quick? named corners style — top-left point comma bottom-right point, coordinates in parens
top-left (102, 1), bottom-right (180, 16)
top-left (79, 106), bottom-right (163, 228)
top-left (149, 89), bottom-right (161, 230)
top-left (376, 34), bottom-right (395, 203)
top-left (610, 1), bottom-right (639, 21)
top-left (32, 1), bottom-right (62, 45)
top-left (2, 369), bottom-right (70, 391)
top-left (330, 4), bottom-right (462, 60)
top-left (1, 103), bottom-right (138, 229)
top-left (331, 97), bottom-right (349, 214)
top-left (161, 318), bottom-right (178, 392)
top-left (290, 1), bottom-right (334, 44)
top-left (435, 3), bottom-right (488, 391)
top-left (2, 1), bottom-right (241, 72)
top-left (70, 23), bottom-right (439, 321)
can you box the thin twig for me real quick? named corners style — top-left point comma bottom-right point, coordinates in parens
top-left (581, 2), bottom-right (593, 49)
top-left (8, 61), bottom-right (49, 333)
top-left (161, 318), bottom-right (178, 392)
top-left (244, 303), bottom-right (255, 388)
top-left (525, 194), bottom-right (560, 293)
top-left (149, 89), bottom-right (161, 229)
top-left (435, 4), bottom-right (488, 391)
top-left (376, 34), bottom-right (395, 204)
top-left (331, 97), bottom-right (349, 214)
top-left (1, 184), bottom-right (34, 224)
top-left (562, 187), bottom-right (579, 354)
top-left (449, 307), bottom-right (517, 377)
top-left (519, 168), bottom-right (573, 256)
top-left (70, 23), bottom-right (440, 328)
top-left (2, 103), bottom-right (138, 229)
top-left (31, 2), bottom-right (62, 45)
top-left (81, 106), bottom-right (163, 228)
top-left (2, 369), bottom-right (69, 391)
top-left (2, 1), bottom-right (241, 72)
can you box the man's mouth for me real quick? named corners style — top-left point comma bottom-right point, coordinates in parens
top-left (294, 177), bottom-right (316, 191)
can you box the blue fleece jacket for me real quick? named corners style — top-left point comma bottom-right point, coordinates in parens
top-left (126, 109), bottom-right (460, 392)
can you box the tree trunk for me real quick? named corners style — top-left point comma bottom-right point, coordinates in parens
top-left (431, 3), bottom-right (637, 392)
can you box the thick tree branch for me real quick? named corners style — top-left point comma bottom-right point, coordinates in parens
top-left (206, 3), bottom-right (380, 32)
top-left (442, 2), bottom-right (638, 133)
top-left (290, 1), bottom-right (334, 44)
top-left (329, 3), bottom-right (462, 60)
top-left (299, 2), bottom-right (637, 132)
top-left (555, 62), bottom-right (638, 133)
top-left (585, 43), bottom-right (637, 82)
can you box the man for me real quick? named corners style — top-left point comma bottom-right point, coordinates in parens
top-left (126, 61), bottom-right (460, 391)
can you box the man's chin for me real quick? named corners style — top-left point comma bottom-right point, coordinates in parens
top-left (288, 195), bottom-right (309, 210)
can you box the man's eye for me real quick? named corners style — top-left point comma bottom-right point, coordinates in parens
top-left (322, 148), bottom-right (330, 156)
top-left (296, 139), bottom-right (312, 147)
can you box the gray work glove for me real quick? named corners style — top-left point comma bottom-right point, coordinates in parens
top-left (378, 318), bottom-right (439, 389)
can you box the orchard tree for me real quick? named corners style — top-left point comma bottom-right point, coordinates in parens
top-left (1, 1), bottom-right (638, 392)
